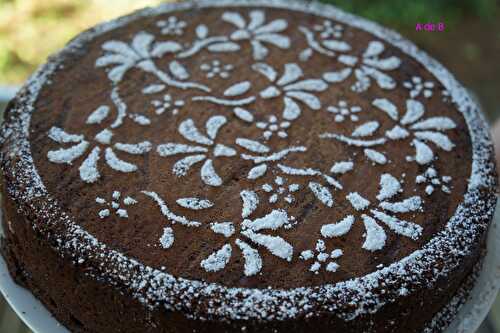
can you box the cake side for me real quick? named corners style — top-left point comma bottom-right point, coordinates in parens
top-left (0, 1), bottom-right (497, 332)
top-left (0, 189), bottom-right (489, 332)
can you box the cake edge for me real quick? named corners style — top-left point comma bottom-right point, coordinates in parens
top-left (0, 190), bottom-right (488, 332)
top-left (0, 0), bottom-right (497, 328)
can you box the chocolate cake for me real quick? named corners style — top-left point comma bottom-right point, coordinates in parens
top-left (0, 1), bottom-right (497, 332)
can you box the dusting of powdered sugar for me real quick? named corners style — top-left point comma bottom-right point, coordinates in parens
top-left (0, 0), bottom-right (496, 329)
top-left (377, 173), bottom-right (402, 200)
top-left (364, 148), bottom-right (387, 165)
top-left (210, 222), bottom-right (235, 238)
top-left (86, 106), bottom-right (110, 125)
top-left (330, 161), bottom-right (353, 174)
top-left (176, 197), bottom-right (214, 210)
top-left (346, 192), bottom-right (370, 211)
top-left (201, 244), bottom-right (232, 272)
top-left (159, 227), bottom-right (175, 249)
top-left (240, 190), bottom-right (259, 218)
top-left (48, 126), bottom-right (84, 143)
top-left (308, 182), bottom-right (334, 207)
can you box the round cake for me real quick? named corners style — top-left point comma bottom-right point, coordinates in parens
top-left (0, 1), bottom-right (497, 332)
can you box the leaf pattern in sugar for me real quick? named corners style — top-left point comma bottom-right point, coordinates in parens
top-left (79, 147), bottom-right (101, 183)
top-left (414, 131), bottom-right (455, 151)
top-left (377, 173), bottom-right (401, 201)
top-left (330, 161), bottom-right (353, 174)
top-left (233, 107), bottom-right (254, 123)
top-left (201, 159), bottom-right (223, 186)
top-left (157, 116), bottom-right (235, 186)
top-left (176, 198), bottom-right (214, 210)
top-left (254, 62), bottom-right (327, 120)
top-left (322, 174), bottom-right (423, 252)
top-left (364, 148), bottom-right (387, 165)
top-left (87, 106), bottom-right (110, 125)
top-left (236, 138), bottom-right (270, 153)
top-left (142, 191), bottom-right (201, 227)
top-left (203, 207), bottom-right (294, 275)
top-left (224, 81), bottom-right (251, 96)
top-left (309, 182), bottom-right (334, 207)
top-left (361, 214), bottom-right (386, 251)
top-left (321, 215), bottom-right (354, 237)
top-left (321, 40), bottom-right (401, 92)
top-left (372, 98), bottom-right (399, 120)
top-left (48, 126), bottom-right (84, 143)
top-left (241, 190), bottom-right (259, 218)
top-left (352, 121), bottom-right (379, 137)
top-left (346, 192), bottom-right (370, 211)
top-left (211, 222), bottom-right (235, 238)
top-left (241, 230), bottom-right (293, 261)
top-left (247, 164), bottom-right (268, 180)
top-left (223, 10), bottom-right (290, 60)
top-left (142, 84), bottom-right (166, 95)
top-left (201, 244), bottom-right (232, 272)
top-left (169, 61), bottom-right (190, 80)
top-left (235, 239), bottom-right (262, 276)
top-left (48, 124), bottom-right (151, 182)
top-left (379, 196), bottom-right (422, 213)
top-left (47, 141), bottom-right (89, 164)
top-left (370, 210), bottom-right (422, 240)
top-left (242, 209), bottom-right (289, 231)
top-left (160, 227), bottom-right (175, 249)
top-left (105, 148), bottom-right (137, 172)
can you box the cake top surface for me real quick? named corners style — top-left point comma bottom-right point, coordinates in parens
top-left (1, 0), bottom-right (496, 322)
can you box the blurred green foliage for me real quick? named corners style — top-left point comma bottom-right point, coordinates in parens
top-left (0, 0), bottom-right (163, 84)
top-left (323, 0), bottom-right (498, 27)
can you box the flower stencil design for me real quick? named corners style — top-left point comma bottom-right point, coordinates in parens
top-left (327, 100), bottom-right (362, 123)
top-left (151, 94), bottom-right (185, 115)
top-left (47, 126), bottom-right (152, 183)
top-left (235, 138), bottom-right (306, 180)
top-left (200, 60), bottom-right (234, 79)
top-left (256, 115), bottom-right (291, 140)
top-left (96, 31), bottom-right (181, 83)
top-left (314, 20), bottom-right (344, 39)
top-left (156, 16), bottom-right (187, 36)
top-left (321, 98), bottom-right (457, 166)
top-left (96, 31), bottom-right (210, 93)
top-left (275, 163), bottom-right (344, 208)
top-left (324, 41), bottom-right (401, 92)
top-left (253, 62), bottom-right (328, 120)
top-left (262, 176), bottom-right (300, 204)
top-left (321, 173), bottom-right (423, 251)
top-left (202, 196), bottom-right (294, 276)
top-left (403, 76), bottom-right (435, 99)
top-left (143, 191), bottom-right (208, 249)
top-left (222, 10), bottom-right (290, 60)
top-left (157, 115), bottom-right (236, 186)
top-left (416, 167), bottom-right (452, 195)
top-left (372, 98), bottom-right (456, 164)
top-left (300, 239), bottom-right (343, 273)
top-left (298, 22), bottom-right (351, 61)
top-left (50, 8), bottom-right (467, 277)
top-left (96, 191), bottom-right (138, 219)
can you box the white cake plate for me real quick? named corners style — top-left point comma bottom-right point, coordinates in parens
top-left (0, 201), bottom-right (499, 333)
